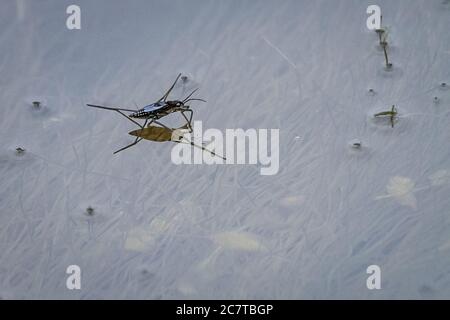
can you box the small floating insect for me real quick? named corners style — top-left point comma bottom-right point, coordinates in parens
top-left (380, 41), bottom-right (393, 69)
top-left (348, 138), bottom-right (362, 149)
top-left (85, 206), bottom-right (95, 216)
top-left (351, 140), bottom-right (362, 149)
top-left (15, 147), bottom-right (26, 155)
top-left (374, 105), bottom-right (398, 128)
top-left (375, 28), bottom-right (385, 44)
top-left (374, 15), bottom-right (387, 45)
top-left (32, 101), bottom-right (41, 109)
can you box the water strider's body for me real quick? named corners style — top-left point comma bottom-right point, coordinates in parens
top-left (129, 100), bottom-right (191, 121)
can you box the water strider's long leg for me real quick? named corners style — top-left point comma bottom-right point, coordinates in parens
top-left (158, 73), bottom-right (182, 102)
top-left (115, 110), bottom-right (143, 128)
top-left (186, 109), bottom-right (193, 123)
top-left (113, 137), bottom-right (143, 154)
top-left (179, 137), bottom-right (226, 161)
top-left (181, 110), bottom-right (193, 132)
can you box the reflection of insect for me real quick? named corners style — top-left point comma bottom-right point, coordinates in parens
top-left (374, 105), bottom-right (398, 128)
top-left (128, 125), bottom-right (226, 160)
top-left (87, 73), bottom-right (205, 154)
